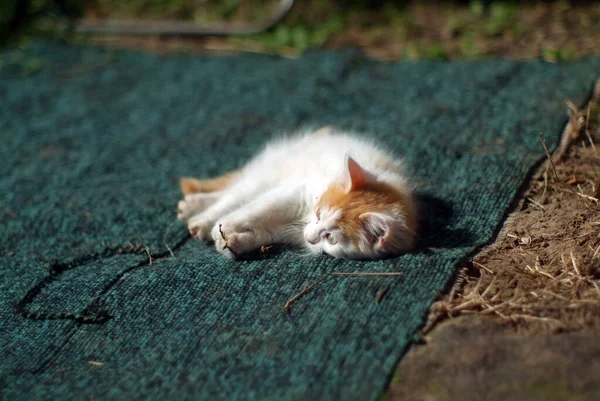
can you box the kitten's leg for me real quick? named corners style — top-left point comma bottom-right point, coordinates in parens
top-left (187, 190), bottom-right (257, 240)
top-left (211, 183), bottom-right (306, 259)
top-left (177, 192), bottom-right (221, 221)
top-left (182, 171), bottom-right (249, 238)
top-left (180, 169), bottom-right (241, 194)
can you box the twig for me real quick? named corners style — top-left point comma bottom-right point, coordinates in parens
top-left (554, 186), bottom-right (599, 203)
top-left (592, 281), bottom-right (600, 297)
top-left (283, 273), bottom-right (330, 310)
top-left (540, 164), bottom-right (549, 200)
top-left (533, 262), bottom-right (555, 279)
top-left (511, 314), bottom-right (563, 323)
top-left (526, 197), bottom-right (547, 211)
top-left (165, 243), bottom-right (175, 258)
top-left (447, 268), bottom-right (469, 302)
top-left (480, 274), bottom-right (499, 298)
top-left (282, 270), bottom-right (403, 310)
top-left (451, 300), bottom-right (483, 312)
top-left (585, 103), bottom-right (591, 131)
top-left (592, 244), bottom-right (600, 260)
top-left (375, 287), bottom-right (389, 303)
top-left (539, 289), bottom-right (570, 302)
top-left (472, 261), bottom-right (494, 274)
top-left (570, 251), bottom-right (581, 276)
top-left (144, 246), bottom-right (153, 265)
top-left (539, 128), bottom-right (598, 203)
top-left (585, 117), bottom-right (599, 159)
top-left (162, 220), bottom-right (181, 258)
top-left (480, 300), bottom-right (510, 319)
top-left (539, 133), bottom-right (560, 182)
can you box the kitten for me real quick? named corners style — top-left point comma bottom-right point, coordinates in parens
top-left (177, 127), bottom-right (417, 260)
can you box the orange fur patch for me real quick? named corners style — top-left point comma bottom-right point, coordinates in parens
top-left (180, 169), bottom-right (241, 195)
top-left (312, 125), bottom-right (334, 136)
top-left (317, 181), bottom-right (417, 244)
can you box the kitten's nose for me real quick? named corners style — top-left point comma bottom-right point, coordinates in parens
top-left (305, 233), bottom-right (319, 245)
top-left (306, 228), bottom-right (326, 245)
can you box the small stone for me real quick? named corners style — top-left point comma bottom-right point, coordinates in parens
top-left (519, 236), bottom-right (532, 245)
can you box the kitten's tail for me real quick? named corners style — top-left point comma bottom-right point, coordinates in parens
top-left (180, 169), bottom-right (241, 195)
top-left (311, 125), bottom-right (334, 136)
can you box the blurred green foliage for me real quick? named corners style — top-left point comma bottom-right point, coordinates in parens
top-left (1, 0), bottom-right (595, 62)
top-left (484, 2), bottom-right (518, 36)
top-left (1, 0), bottom-right (85, 44)
top-left (0, 1), bottom-right (519, 44)
top-left (230, 14), bottom-right (344, 52)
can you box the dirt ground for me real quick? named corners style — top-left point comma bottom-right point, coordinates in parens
top-left (384, 82), bottom-right (600, 400)
top-left (387, 315), bottom-right (600, 401)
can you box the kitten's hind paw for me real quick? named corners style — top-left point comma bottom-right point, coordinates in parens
top-left (187, 214), bottom-right (214, 241)
top-left (177, 200), bottom-right (190, 221)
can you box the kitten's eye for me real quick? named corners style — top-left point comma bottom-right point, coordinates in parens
top-left (326, 234), bottom-right (337, 245)
top-left (315, 209), bottom-right (321, 221)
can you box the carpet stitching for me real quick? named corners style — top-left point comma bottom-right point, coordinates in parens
top-left (13, 234), bottom-right (191, 324)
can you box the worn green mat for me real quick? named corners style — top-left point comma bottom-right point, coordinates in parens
top-left (0, 43), bottom-right (598, 401)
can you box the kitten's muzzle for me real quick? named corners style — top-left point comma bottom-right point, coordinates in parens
top-left (305, 234), bottom-right (319, 245)
top-left (305, 229), bottom-right (328, 245)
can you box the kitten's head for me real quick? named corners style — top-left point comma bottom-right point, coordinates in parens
top-left (304, 156), bottom-right (417, 259)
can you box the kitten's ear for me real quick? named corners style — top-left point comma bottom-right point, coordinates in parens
top-left (359, 212), bottom-right (391, 248)
top-left (343, 155), bottom-right (370, 192)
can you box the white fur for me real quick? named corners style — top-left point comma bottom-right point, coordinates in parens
top-left (178, 128), bottom-right (415, 260)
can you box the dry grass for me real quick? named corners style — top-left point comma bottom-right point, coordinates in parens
top-left (425, 81), bottom-right (600, 333)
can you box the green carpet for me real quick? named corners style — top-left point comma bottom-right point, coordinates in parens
top-left (0, 43), bottom-right (598, 401)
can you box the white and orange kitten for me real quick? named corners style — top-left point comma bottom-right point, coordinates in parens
top-left (177, 127), bottom-right (417, 260)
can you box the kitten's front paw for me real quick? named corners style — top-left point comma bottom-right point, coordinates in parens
top-left (211, 222), bottom-right (260, 260)
top-left (187, 214), bottom-right (214, 241)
